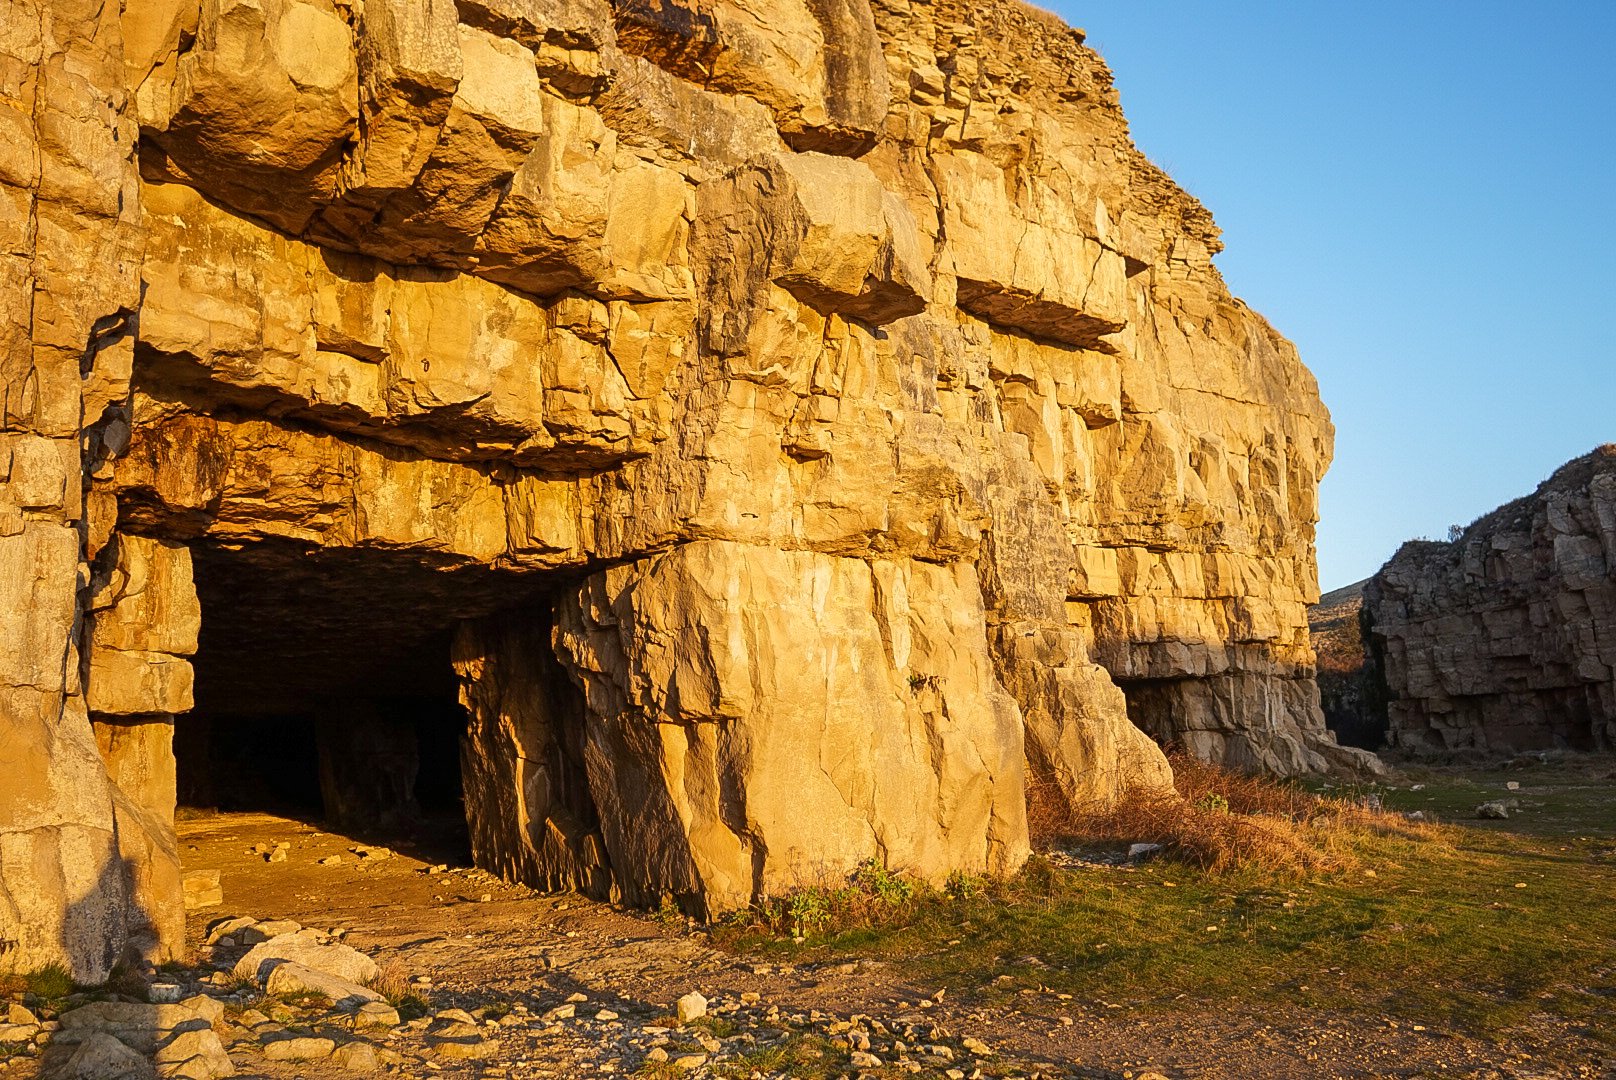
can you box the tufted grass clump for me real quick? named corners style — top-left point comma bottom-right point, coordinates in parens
top-left (366, 961), bottom-right (428, 1021)
top-left (733, 858), bottom-right (933, 942)
top-left (25, 962), bottom-right (74, 1000)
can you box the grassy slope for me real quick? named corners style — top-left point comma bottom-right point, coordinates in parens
top-left (713, 759), bottom-right (1616, 1062)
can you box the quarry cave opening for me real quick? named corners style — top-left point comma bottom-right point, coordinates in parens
top-left (177, 539), bottom-right (556, 860)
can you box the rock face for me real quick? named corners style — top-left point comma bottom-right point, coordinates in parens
top-left (2, 0), bottom-right (1352, 974)
top-left (1365, 447), bottom-right (1616, 753)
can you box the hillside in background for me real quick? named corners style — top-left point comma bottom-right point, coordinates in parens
top-left (1309, 578), bottom-right (1385, 749)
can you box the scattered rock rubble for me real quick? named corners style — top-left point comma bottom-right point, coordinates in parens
top-left (2, 915), bottom-right (1095, 1080)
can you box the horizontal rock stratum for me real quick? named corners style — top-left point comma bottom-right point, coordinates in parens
top-left (1, 0), bottom-right (1372, 979)
top-left (1365, 446), bottom-right (1616, 753)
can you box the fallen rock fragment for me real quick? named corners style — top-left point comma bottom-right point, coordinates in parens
top-left (675, 992), bottom-right (707, 1024)
top-left (264, 961), bottom-right (382, 1006)
top-left (424, 1012), bottom-right (495, 1059)
top-left (262, 1034), bottom-right (337, 1061)
top-left (153, 1027), bottom-right (234, 1079)
top-left (178, 997), bottom-right (224, 1028)
top-left (182, 871), bottom-right (223, 911)
top-left (204, 917), bottom-right (257, 946)
top-left (57, 1003), bottom-right (212, 1054)
top-left (352, 1001), bottom-right (401, 1029)
top-left (331, 1040), bottom-right (380, 1072)
top-left (148, 983), bottom-right (184, 1004)
top-left (43, 1031), bottom-right (156, 1080)
top-left (234, 930), bottom-right (379, 986)
top-left (240, 919), bottom-right (301, 945)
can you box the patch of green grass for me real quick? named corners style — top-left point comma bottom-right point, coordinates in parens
top-left (714, 764), bottom-right (1616, 1057)
top-left (638, 1030), bottom-right (1034, 1079)
top-left (635, 1034), bottom-right (852, 1079)
top-left (24, 963), bottom-right (74, 1000)
top-left (686, 1014), bottom-right (740, 1039)
top-left (393, 993), bottom-right (429, 1021)
top-left (652, 894), bottom-right (687, 928)
top-left (710, 1034), bottom-right (849, 1078)
top-left (1370, 755), bottom-right (1616, 837)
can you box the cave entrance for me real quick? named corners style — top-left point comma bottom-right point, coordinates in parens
top-left (177, 539), bottom-right (552, 860)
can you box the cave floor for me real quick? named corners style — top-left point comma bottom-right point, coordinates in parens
top-left (94, 800), bottom-right (1604, 1080)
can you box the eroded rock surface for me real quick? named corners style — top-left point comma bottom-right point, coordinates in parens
top-left (1366, 447), bottom-right (1616, 752)
top-left (3, 0), bottom-right (1355, 974)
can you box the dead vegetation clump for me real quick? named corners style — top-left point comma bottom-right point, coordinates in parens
top-left (366, 960), bottom-right (428, 1020)
top-left (1054, 752), bottom-right (1438, 874)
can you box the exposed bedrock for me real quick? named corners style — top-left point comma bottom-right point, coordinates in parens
top-left (1366, 447), bottom-right (1616, 754)
top-left (2, 0), bottom-right (1363, 977)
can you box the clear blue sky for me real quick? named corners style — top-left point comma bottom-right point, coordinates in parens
top-left (1045, 2), bottom-right (1616, 590)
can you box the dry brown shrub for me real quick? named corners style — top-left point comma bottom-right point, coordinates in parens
top-left (1023, 771), bottom-right (1072, 850)
top-left (366, 960), bottom-right (412, 1004)
top-left (1053, 751), bottom-right (1437, 875)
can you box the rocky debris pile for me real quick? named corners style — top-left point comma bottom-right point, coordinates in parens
top-left (9, 905), bottom-right (1123, 1079)
top-left (0, 1003), bottom-right (46, 1060)
top-left (1044, 844), bottom-right (1163, 871)
top-left (402, 982), bottom-right (1040, 1078)
top-left (1366, 447), bottom-right (1616, 754)
top-left (10, 915), bottom-right (407, 1079)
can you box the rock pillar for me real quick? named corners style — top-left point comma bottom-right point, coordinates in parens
top-left (0, 0), bottom-right (147, 982)
top-left (83, 535), bottom-right (199, 964)
top-left (553, 540), bottom-right (1031, 914)
top-left (453, 614), bottom-right (613, 898)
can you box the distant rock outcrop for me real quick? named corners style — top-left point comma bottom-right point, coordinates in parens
top-left (1365, 447), bottom-right (1616, 753)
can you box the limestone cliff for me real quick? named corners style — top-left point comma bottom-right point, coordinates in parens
top-left (1365, 447), bottom-right (1616, 753)
top-left (2, 0), bottom-right (1362, 978)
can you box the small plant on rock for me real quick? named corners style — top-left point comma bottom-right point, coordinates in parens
top-left (851, 859), bottom-right (915, 906)
top-left (653, 893), bottom-right (686, 928)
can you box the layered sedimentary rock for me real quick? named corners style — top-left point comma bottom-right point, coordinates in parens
top-left (1365, 447), bottom-right (1616, 752)
top-left (3, 0), bottom-right (1357, 976)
